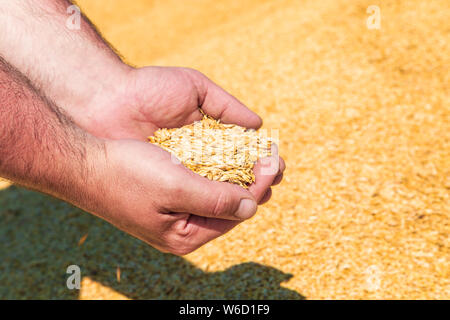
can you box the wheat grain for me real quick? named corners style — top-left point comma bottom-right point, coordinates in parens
top-left (148, 114), bottom-right (272, 188)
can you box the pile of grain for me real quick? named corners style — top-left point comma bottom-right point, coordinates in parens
top-left (148, 114), bottom-right (272, 188)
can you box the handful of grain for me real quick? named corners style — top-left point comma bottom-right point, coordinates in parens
top-left (148, 114), bottom-right (272, 188)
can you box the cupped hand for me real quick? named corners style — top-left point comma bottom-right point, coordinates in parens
top-left (77, 67), bottom-right (285, 253)
top-left (83, 66), bottom-right (285, 202)
top-left (85, 67), bottom-right (262, 139)
top-left (89, 139), bottom-right (279, 255)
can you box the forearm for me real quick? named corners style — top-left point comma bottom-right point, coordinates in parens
top-left (0, 0), bottom-right (130, 115)
top-left (0, 56), bottom-right (102, 205)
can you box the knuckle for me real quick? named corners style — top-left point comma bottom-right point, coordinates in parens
top-left (171, 217), bottom-right (195, 239)
top-left (162, 225), bottom-right (199, 256)
top-left (183, 67), bottom-right (204, 78)
top-left (211, 190), bottom-right (233, 217)
top-left (181, 68), bottom-right (208, 91)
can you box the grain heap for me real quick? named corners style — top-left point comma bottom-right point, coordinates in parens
top-left (148, 114), bottom-right (272, 188)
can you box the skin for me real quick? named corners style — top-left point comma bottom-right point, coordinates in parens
top-left (0, 56), bottom-right (101, 220)
top-left (0, 0), bottom-right (285, 255)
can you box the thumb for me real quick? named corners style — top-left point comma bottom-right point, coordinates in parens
top-left (190, 70), bottom-right (262, 129)
top-left (166, 170), bottom-right (258, 221)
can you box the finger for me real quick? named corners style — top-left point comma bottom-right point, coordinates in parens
top-left (248, 145), bottom-right (280, 202)
top-left (279, 157), bottom-right (286, 174)
top-left (183, 215), bottom-right (240, 251)
top-left (200, 76), bottom-right (262, 129)
top-left (166, 168), bottom-right (258, 221)
top-left (272, 173), bottom-right (283, 186)
top-left (271, 157), bottom-right (285, 186)
top-left (259, 188), bottom-right (273, 205)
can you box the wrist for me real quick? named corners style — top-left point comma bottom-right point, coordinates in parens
top-left (66, 62), bottom-right (135, 134)
top-left (63, 135), bottom-right (109, 214)
top-left (65, 59), bottom-right (133, 113)
top-left (70, 65), bottom-right (145, 140)
top-left (42, 133), bottom-right (110, 215)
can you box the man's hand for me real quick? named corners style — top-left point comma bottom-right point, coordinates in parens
top-left (0, 0), bottom-right (285, 253)
top-left (83, 67), bottom-right (263, 139)
top-left (80, 66), bottom-right (285, 204)
top-left (93, 140), bottom-right (265, 255)
top-left (0, 57), bottom-right (271, 255)
top-left (0, 1), bottom-right (284, 202)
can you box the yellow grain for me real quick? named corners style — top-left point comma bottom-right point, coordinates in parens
top-left (148, 114), bottom-right (272, 188)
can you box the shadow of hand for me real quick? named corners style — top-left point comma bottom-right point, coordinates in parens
top-left (0, 186), bottom-right (304, 300)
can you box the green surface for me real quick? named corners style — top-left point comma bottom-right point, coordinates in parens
top-left (0, 185), bottom-right (303, 299)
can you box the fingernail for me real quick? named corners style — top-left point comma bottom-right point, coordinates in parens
top-left (235, 199), bottom-right (257, 219)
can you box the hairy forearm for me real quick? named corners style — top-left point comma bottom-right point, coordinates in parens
top-left (0, 56), bottom-right (102, 204)
top-left (0, 0), bottom-right (130, 114)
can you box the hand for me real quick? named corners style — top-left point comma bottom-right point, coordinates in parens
top-left (89, 139), bottom-right (279, 255)
top-left (82, 66), bottom-right (262, 138)
top-left (76, 67), bottom-right (285, 253)
top-left (0, 52), bottom-right (283, 255)
top-left (0, 2), bottom-right (284, 254)
top-left (80, 66), bottom-right (285, 205)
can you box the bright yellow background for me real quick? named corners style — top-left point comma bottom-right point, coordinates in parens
top-left (1, 0), bottom-right (448, 299)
